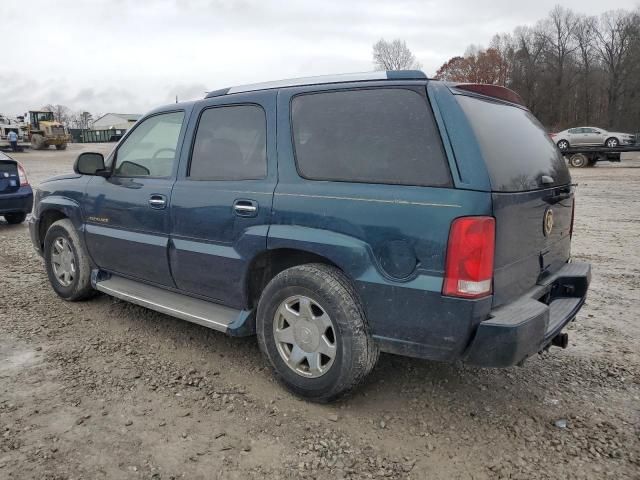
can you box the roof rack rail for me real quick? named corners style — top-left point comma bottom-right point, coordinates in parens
top-left (205, 70), bottom-right (427, 98)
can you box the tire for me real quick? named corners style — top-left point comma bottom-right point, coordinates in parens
top-left (557, 139), bottom-right (570, 151)
top-left (569, 153), bottom-right (588, 168)
top-left (4, 212), bottom-right (27, 224)
top-left (43, 218), bottom-right (95, 301)
top-left (257, 264), bottom-right (379, 402)
top-left (605, 137), bottom-right (619, 148)
top-left (31, 134), bottom-right (47, 150)
top-left (55, 143), bottom-right (67, 150)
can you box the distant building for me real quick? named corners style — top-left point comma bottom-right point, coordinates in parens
top-left (92, 113), bottom-right (141, 130)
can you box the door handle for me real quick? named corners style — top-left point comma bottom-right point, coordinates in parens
top-left (233, 199), bottom-right (258, 217)
top-left (148, 194), bottom-right (167, 209)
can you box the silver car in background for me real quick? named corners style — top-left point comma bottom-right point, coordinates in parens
top-left (552, 127), bottom-right (635, 150)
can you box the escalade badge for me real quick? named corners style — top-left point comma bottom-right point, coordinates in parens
top-left (543, 208), bottom-right (554, 236)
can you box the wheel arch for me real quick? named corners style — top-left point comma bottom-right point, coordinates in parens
top-left (245, 247), bottom-right (344, 310)
top-left (36, 197), bottom-right (84, 250)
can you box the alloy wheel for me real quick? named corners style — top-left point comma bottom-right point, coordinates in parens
top-left (50, 236), bottom-right (76, 287)
top-left (273, 295), bottom-right (337, 378)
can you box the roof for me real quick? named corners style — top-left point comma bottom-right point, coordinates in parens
top-left (205, 70), bottom-right (428, 98)
top-left (94, 113), bottom-right (142, 123)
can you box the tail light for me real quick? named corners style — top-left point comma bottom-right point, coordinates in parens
top-left (443, 216), bottom-right (495, 299)
top-left (570, 198), bottom-right (575, 238)
top-left (17, 162), bottom-right (29, 186)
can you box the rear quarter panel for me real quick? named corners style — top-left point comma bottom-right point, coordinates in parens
top-left (272, 82), bottom-right (494, 360)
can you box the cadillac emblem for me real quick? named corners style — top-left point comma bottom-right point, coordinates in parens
top-left (543, 208), bottom-right (554, 236)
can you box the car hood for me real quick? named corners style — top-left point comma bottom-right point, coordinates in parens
top-left (40, 173), bottom-right (82, 184)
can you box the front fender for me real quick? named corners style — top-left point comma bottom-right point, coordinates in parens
top-left (37, 196), bottom-right (84, 228)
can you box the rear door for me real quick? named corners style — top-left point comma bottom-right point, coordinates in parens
top-left (455, 93), bottom-right (574, 307)
top-left (83, 111), bottom-right (186, 287)
top-left (169, 91), bottom-right (276, 309)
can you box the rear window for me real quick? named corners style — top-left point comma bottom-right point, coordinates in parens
top-left (457, 95), bottom-right (571, 192)
top-left (291, 88), bottom-right (451, 187)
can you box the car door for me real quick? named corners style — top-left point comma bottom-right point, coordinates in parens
top-left (169, 91), bottom-right (277, 309)
top-left (582, 128), bottom-right (601, 145)
top-left (567, 128), bottom-right (586, 146)
top-left (83, 110), bottom-right (187, 287)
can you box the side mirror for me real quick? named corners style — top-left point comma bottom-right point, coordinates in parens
top-left (74, 152), bottom-right (108, 176)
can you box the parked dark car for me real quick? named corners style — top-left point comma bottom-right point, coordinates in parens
top-left (29, 72), bottom-right (591, 401)
top-left (1, 151), bottom-right (33, 224)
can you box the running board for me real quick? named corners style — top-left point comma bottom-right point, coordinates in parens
top-left (94, 274), bottom-right (240, 333)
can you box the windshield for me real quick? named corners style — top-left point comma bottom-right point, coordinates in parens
top-left (457, 94), bottom-right (571, 192)
top-left (35, 112), bottom-right (54, 122)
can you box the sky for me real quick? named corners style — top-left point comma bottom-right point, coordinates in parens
top-left (2, 0), bottom-right (638, 117)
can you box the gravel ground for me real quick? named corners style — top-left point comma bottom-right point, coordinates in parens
top-left (1, 144), bottom-right (639, 479)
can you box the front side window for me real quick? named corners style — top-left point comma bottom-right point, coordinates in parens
top-left (114, 111), bottom-right (184, 177)
top-left (189, 105), bottom-right (267, 180)
top-left (291, 88), bottom-right (451, 187)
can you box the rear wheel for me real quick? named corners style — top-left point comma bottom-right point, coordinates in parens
top-left (557, 139), bottom-right (570, 151)
top-left (44, 219), bottom-right (95, 301)
top-left (569, 153), bottom-right (588, 168)
top-left (4, 212), bottom-right (27, 224)
top-left (257, 264), bottom-right (378, 402)
top-left (605, 137), bottom-right (619, 148)
top-left (55, 143), bottom-right (67, 150)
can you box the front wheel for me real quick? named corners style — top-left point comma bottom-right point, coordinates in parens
top-left (605, 137), bottom-right (619, 148)
top-left (31, 134), bottom-right (47, 150)
top-left (4, 212), bottom-right (27, 224)
top-left (55, 144), bottom-right (67, 150)
top-left (257, 264), bottom-right (378, 402)
top-left (43, 219), bottom-right (95, 301)
top-left (557, 139), bottom-right (570, 150)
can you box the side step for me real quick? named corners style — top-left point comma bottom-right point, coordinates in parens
top-left (94, 274), bottom-right (240, 333)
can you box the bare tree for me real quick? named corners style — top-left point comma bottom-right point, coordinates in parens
top-left (43, 104), bottom-right (71, 125)
top-left (573, 15), bottom-right (598, 123)
top-left (594, 10), bottom-right (638, 127)
top-left (543, 6), bottom-right (579, 126)
top-left (372, 39), bottom-right (421, 71)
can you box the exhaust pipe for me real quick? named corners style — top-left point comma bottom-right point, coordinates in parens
top-left (551, 333), bottom-right (569, 349)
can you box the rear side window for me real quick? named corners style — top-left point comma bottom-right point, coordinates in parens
top-left (457, 95), bottom-right (571, 192)
top-left (189, 105), bottom-right (267, 180)
top-left (291, 88), bottom-right (451, 187)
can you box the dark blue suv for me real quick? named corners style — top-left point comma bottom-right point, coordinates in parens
top-left (29, 71), bottom-right (590, 401)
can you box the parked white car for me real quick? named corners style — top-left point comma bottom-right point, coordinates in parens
top-left (551, 127), bottom-right (635, 150)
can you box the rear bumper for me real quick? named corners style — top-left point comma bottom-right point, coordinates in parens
top-left (0, 187), bottom-right (33, 215)
top-left (463, 262), bottom-right (591, 367)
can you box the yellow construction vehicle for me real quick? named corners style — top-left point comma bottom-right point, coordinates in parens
top-left (27, 111), bottom-right (71, 150)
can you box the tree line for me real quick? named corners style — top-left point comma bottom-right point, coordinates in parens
top-left (374, 6), bottom-right (640, 132)
top-left (41, 104), bottom-right (95, 130)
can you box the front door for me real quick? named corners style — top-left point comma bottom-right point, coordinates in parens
top-left (169, 91), bottom-right (277, 309)
top-left (83, 110), bottom-right (187, 287)
top-left (582, 127), bottom-right (603, 145)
